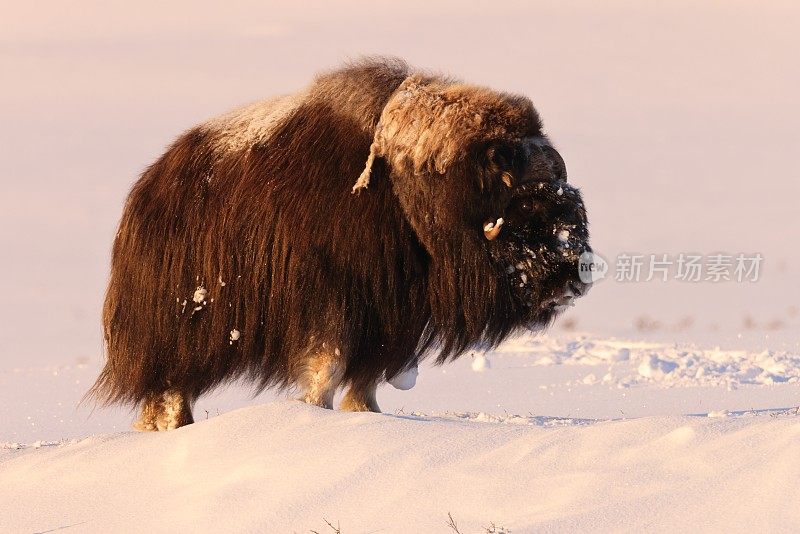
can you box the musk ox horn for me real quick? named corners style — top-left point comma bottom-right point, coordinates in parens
top-left (352, 75), bottom-right (539, 193)
top-left (352, 136), bottom-right (380, 193)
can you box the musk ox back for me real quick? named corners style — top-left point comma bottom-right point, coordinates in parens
top-left (91, 58), bottom-right (591, 430)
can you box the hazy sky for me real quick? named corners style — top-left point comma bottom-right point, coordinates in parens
top-left (1, 1), bottom-right (798, 366)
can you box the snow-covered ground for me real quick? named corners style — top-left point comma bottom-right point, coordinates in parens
top-left (3, 332), bottom-right (800, 531)
top-left (3, 401), bottom-right (800, 533)
top-left (2, 1), bottom-right (799, 532)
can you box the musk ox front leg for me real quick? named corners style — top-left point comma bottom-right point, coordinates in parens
top-left (296, 348), bottom-right (345, 409)
top-left (132, 390), bottom-right (194, 432)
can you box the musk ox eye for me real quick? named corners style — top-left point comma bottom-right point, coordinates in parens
top-left (519, 199), bottom-right (545, 214)
top-left (484, 144), bottom-right (518, 188)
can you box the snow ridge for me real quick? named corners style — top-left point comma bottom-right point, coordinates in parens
top-left (497, 335), bottom-right (800, 389)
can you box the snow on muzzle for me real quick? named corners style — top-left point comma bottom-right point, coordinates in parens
top-left (490, 179), bottom-right (592, 316)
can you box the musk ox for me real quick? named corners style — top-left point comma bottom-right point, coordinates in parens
top-left (90, 57), bottom-right (591, 430)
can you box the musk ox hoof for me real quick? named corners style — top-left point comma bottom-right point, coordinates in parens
top-left (133, 391), bottom-right (194, 432)
top-left (340, 386), bottom-right (380, 413)
top-left (340, 398), bottom-right (381, 413)
top-left (298, 394), bottom-right (335, 410)
top-left (132, 417), bottom-right (157, 432)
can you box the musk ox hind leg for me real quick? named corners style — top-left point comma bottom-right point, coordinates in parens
top-left (296, 349), bottom-right (345, 409)
top-left (132, 390), bottom-right (194, 432)
top-left (340, 381), bottom-right (380, 413)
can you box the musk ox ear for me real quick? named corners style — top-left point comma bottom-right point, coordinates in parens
top-left (352, 75), bottom-right (542, 193)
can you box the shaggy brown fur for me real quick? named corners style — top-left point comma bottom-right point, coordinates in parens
top-left (90, 57), bottom-right (590, 428)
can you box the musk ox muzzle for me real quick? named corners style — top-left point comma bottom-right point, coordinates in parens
top-left (494, 177), bottom-right (591, 325)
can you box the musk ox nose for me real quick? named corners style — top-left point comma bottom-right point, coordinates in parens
top-left (521, 142), bottom-right (568, 185)
top-left (567, 279), bottom-right (591, 299)
top-left (548, 278), bottom-right (591, 313)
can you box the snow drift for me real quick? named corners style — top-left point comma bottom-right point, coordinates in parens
top-left (2, 401), bottom-right (799, 533)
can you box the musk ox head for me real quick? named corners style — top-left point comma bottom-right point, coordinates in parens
top-left (353, 75), bottom-right (591, 353)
